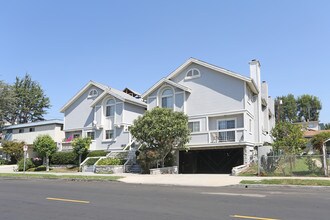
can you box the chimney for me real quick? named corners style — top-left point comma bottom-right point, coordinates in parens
top-left (249, 59), bottom-right (261, 90)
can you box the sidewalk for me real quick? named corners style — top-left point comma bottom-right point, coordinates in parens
top-left (1, 165), bottom-right (330, 187)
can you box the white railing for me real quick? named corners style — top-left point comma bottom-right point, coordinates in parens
top-left (209, 128), bottom-right (245, 143)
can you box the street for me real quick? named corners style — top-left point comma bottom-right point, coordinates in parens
top-left (0, 179), bottom-right (329, 220)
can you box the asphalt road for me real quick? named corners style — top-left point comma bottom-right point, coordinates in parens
top-left (0, 179), bottom-right (329, 220)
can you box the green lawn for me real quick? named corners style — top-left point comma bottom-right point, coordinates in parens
top-left (0, 173), bottom-right (122, 181)
top-left (241, 179), bottom-right (330, 186)
top-left (240, 156), bottom-right (325, 177)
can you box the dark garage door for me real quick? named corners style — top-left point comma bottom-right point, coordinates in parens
top-left (179, 148), bottom-right (243, 174)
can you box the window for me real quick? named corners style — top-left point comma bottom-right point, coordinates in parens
top-left (218, 119), bottom-right (235, 142)
top-left (87, 131), bottom-right (95, 140)
top-left (73, 133), bottom-right (80, 139)
top-left (105, 130), bottom-right (114, 140)
top-left (188, 121), bottom-right (200, 132)
top-left (161, 88), bottom-right (173, 109)
top-left (88, 89), bottom-right (98, 98)
top-left (19, 128), bottom-right (24, 133)
top-left (29, 127), bottom-right (35, 132)
top-left (185, 68), bottom-right (200, 79)
top-left (105, 99), bottom-right (115, 117)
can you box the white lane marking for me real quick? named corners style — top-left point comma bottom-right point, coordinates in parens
top-left (201, 192), bottom-right (266, 198)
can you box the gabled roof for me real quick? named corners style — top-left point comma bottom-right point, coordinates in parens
top-left (142, 78), bottom-right (192, 98)
top-left (3, 119), bottom-right (63, 130)
top-left (60, 81), bottom-right (108, 113)
top-left (90, 87), bottom-right (147, 108)
top-left (165, 57), bottom-right (259, 94)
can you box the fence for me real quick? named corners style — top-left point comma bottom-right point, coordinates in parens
top-left (259, 154), bottom-right (329, 177)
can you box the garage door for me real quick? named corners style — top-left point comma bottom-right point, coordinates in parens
top-left (179, 148), bottom-right (243, 174)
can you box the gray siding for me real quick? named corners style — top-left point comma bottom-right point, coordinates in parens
top-left (208, 114), bottom-right (244, 130)
top-left (148, 97), bottom-right (157, 109)
top-left (94, 127), bottom-right (130, 150)
top-left (64, 85), bottom-right (103, 130)
top-left (115, 102), bottom-right (123, 124)
top-left (124, 102), bottom-right (146, 124)
top-left (175, 92), bottom-right (184, 112)
top-left (170, 63), bottom-right (245, 116)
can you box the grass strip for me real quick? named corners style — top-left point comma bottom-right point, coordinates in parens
top-left (0, 173), bottom-right (122, 181)
top-left (240, 179), bottom-right (330, 186)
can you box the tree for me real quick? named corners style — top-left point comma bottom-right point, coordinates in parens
top-left (0, 81), bottom-right (16, 126)
top-left (297, 94), bottom-right (322, 122)
top-left (2, 141), bottom-right (25, 163)
top-left (33, 135), bottom-right (57, 171)
top-left (5, 74), bottom-right (51, 124)
top-left (275, 94), bottom-right (297, 122)
top-left (310, 132), bottom-right (330, 174)
top-left (271, 122), bottom-right (306, 174)
top-left (271, 122), bottom-right (306, 155)
top-left (130, 107), bottom-right (190, 168)
top-left (310, 132), bottom-right (330, 153)
top-left (72, 137), bottom-right (91, 170)
top-left (323, 123), bottom-right (330, 130)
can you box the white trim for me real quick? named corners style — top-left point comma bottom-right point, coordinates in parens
top-left (88, 89), bottom-right (99, 98)
top-left (103, 129), bottom-right (114, 141)
top-left (105, 98), bottom-right (116, 117)
top-left (158, 86), bottom-right (175, 109)
top-left (60, 81), bottom-right (107, 112)
top-left (188, 120), bottom-right (201, 133)
top-left (165, 58), bottom-right (258, 94)
top-left (217, 118), bottom-right (237, 130)
top-left (188, 109), bottom-right (253, 119)
top-left (185, 68), bottom-right (201, 80)
top-left (142, 78), bottom-right (191, 98)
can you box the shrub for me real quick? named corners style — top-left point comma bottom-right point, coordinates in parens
top-left (34, 165), bottom-right (47, 171)
top-left (17, 158), bottom-right (35, 171)
top-left (0, 159), bottom-right (8, 165)
top-left (50, 151), bottom-right (77, 165)
top-left (85, 157), bottom-right (100, 166)
top-left (97, 158), bottom-right (125, 166)
top-left (87, 150), bottom-right (107, 157)
top-left (32, 157), bottom-right (43, 167)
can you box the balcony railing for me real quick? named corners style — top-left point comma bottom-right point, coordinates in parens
top-left (209, 128), bottom-right (245, 143)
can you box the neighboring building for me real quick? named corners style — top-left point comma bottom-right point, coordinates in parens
top-left (1, 119), bottom-right (65, 158)
top-left (295, 121), bottom-right (320, 131)
top-left (142, 58), bottom-right (275, 173)
top-left (60, 81), bottom-right (147, 152)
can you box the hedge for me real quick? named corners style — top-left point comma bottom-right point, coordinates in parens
top-left (87, 150), bottom-right (108, 157)
top-left (50, 151), bottom-right (77, 165)
top-left (97, 158), bottom-right (125, 166)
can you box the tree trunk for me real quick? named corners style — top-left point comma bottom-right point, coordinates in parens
top-left (46, 156), bottom-right (49, 172)
top-left (78, 154), bottom-right (82, 172)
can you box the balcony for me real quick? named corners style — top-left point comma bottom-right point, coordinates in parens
top-left (209, 128), bottom-right (245, 143)
top-left (189, 128), bottom-right (246, 145)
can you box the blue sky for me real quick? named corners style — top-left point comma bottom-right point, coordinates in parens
top-left (1, 1), bottom-right (330, 122)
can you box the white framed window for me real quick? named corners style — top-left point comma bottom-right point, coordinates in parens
top-left (185, 68), bottom-right (200, 79)
top-left (160, 88), bottom-right (174, 109)
top-left (29, 127), bottom-right (35, 132)
top-left (105, 130), bottom-right (114, 140)
top-left (188, 121), bottom-right (200, 132)
top-left (88, 89), bottom-right (98, 98)
top-left (123, 125), bottom-right (130, 133)
top-left (105, 99), bottom-right (115, 117)
top-left (217, 119), bottom-right (236, 142)
top-left (86, 131), bottom-right (95, 140)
